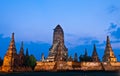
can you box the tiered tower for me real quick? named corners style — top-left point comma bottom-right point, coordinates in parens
top-left (46, 25), bottom-right (68, 61)
top-left (102, 36), bottom-right (117, 62)
top-left (2, 33), bottom-right (19, 72)
top-left (92, 44), bottom-right (100, 62)
top-left (19, 41), bottom-right (25, 66)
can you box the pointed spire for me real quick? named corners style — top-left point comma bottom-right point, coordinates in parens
top-left (94, 44), bottom-right (96, 51)
top-left (12, 32), bottom-right (14, 40)
top-left (106, 36), bottom-right (111, 47)
top-left (9, 33), bottom-right (15, 47)
top-left (105, 36), bottom-right (113, 52)
top-left (26, 48), bottom-right (29, 56)
top-left (7, 33), bottom-right (16, 53)
top-left (2, 33), bottom-right (17, 71)
top-left (21, 41), bottom-right (24, 48)
top-left (92, 44), bottom-right (97, 56)
top-left (85, 48), bottom-right (88, 56)
top-left (19, 41), bottom-right (24, 56)
top-left (102, 36), bottom-right (117, 62)
top-left (92, 44), bottom-right (100, 62)
top-left (54, 24), bottom-right (63, 31)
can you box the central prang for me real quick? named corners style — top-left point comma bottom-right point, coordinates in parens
top-left (46, 24), bottom-right (68, 62)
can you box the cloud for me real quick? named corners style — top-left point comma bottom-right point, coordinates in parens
top-left (0, 33), bottom-right (51, 60)
top-left (0, 34), bottom-right (10, 59)
top-left (107, 23), bottom-right (117, 31)
top-left (107, 23), bottom-right (120, 40)
top-left (111, 27), bottom-right (120, 39)
top-left (68, 40), bottom-right (105, 61)
top-left (20, 41), bottom-right (51, 60)
top-left (107, 5), bottom-right (119, 13)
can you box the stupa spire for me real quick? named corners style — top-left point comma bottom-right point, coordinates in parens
top-left (102, 36), bottom-right (117, 62)
top-left (19, 41), bottom-right (24, 56)
top-left (8, 32), bottom-right (16, 54)
top-left (26, 48), bottom-right (29, 56)
top-left (85, 48), bottom-right (88, 56)
top-left (106, 36), bottom-right (111, 47)
top-left (2, 33), bottom-right (18, 72)
top-left (92, 44), bottom-right (100, 62)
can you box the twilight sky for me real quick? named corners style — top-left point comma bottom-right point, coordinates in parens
top-left (0, 0), bottom-right (120, 60)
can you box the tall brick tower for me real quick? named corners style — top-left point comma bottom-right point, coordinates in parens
top-left (2, 33), bottom-right (18, 72)
top-left (102, 36), bottom-right (117, 62)
top-left (46, 24), bottom-right (68, 61)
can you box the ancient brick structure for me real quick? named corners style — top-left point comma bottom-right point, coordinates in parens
top-left (19, 41), bottom-right (25, 66)
top-left (2, 33), bottom-right (20, 72)
top-left (92, 44), bottom-right (100, 62)
top-left (46, 25), bottom-right (68, 61)
top-left (102, 36), bottom-right (117, 62)
top-left (34, 26), bottom-right (120, 72)
top-left (2, 33), bottom-right (32, 72)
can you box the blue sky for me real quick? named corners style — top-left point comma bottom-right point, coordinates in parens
top-left (0, 0), bottom-right (120, 61)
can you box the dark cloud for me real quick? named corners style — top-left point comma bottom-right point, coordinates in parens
top-left (107, 5), bottom-right (119, 13)
top-left (107, 23), bottom-right (120, 39)
top-left (77, 37), bottom-right (94, 44)
top-left (111, 40), bottom-right (120, 43)
top-left (107, 23), bottom-right (117, 31)
top-left (91, 40), bottom-right (100, 44)
top-left (111, 27), bottom-right (120, 39)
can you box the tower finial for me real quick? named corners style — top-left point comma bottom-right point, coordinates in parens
top-left (12, 32), bottom-right (14, 40)
top-left (26, 48), bottom-right (29, 56)
top-left (107, 36), bottom-right (110, 44)
top-left (21, 41), bottom-right (23, 48)
top-left (102, 36), bottom-right (117, 62)
top-left (94, 44), bottom-right (96, 51)
top-left (92, 44), bottom-right (100, 62)
top-left (85, 48), bottom-right (88, 56)
top-left (19, 41), bottom-right (24, 54)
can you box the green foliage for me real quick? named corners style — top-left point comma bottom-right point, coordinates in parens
top-left (28, 55), bottom-right (36, 68)
top-left (24, 55), bottom-right (36, 69)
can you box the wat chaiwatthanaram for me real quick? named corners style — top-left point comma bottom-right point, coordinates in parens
top-left (0, 25), bottom-right (120, 72)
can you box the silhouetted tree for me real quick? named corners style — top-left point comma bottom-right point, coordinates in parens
top-left (28, 55), bottom-right (36, 69)
top-left (24, 54), bottom-right (36, 70)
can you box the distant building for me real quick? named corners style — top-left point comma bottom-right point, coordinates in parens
top-left (102, 36), bottom-right (117, 62)
top-left (91, 44), bottom-right (100, 62)
top-left (46, 25), bottom-right (68, 62)
top-left (35, 25), bottom-right (120, 72)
